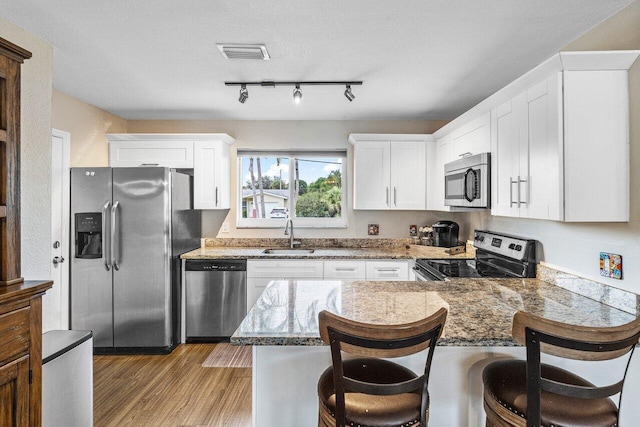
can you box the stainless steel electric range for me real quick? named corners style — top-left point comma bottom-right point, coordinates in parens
top-left (413, 230), bottom-right (537, 281)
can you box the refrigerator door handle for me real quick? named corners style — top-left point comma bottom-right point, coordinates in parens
top-left (111, 201), bottom-right (120, 271)
top-left (102, 201), bottom-right (111, 271)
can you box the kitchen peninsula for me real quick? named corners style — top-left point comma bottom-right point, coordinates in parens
top-left (231, 278), bottom-right (640, 427)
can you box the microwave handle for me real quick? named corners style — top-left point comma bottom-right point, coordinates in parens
top-left (463, 168), bottom-right (476, 202)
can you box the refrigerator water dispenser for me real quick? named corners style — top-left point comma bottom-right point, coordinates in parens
top-left (75, 212), bottom-right (102, 258)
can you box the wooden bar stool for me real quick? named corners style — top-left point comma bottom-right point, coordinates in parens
top-left (483, 311), bottom-right (640, 427)
top-left (317, 307), bottom-right (447, 427)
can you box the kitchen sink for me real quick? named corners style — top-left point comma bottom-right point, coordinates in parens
top-left (262, 248), bottom-right (315, 254)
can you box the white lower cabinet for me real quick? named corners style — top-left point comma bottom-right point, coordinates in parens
top-left (365, 260), bottom-right (410, 281)
top-left (323, 260), bottom-right (366, 279)
top-left (247, 259), bottom-right (411, 310)
top-left (246, 260), bottom-right (324, 311)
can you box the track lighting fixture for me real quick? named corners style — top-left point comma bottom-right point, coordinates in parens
top-left (238, 84), bottom-right (248, 103)
top-left (226, 81), bottom-right (362, 104)
top-left (293, 84), bottom-right (302, 104)
top-left (344, 84), bottom-right (355, 102)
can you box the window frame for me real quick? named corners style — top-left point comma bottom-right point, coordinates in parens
top-left (236, 150), bottom-right (348, 229)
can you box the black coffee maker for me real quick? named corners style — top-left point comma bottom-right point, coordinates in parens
top-left (432, 221), bottom-right (459, 248)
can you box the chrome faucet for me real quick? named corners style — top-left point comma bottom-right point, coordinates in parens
top-left (284, 218), bottom-right (301, 249)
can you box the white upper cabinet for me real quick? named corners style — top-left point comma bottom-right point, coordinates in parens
top-left (449, 112), bottom-right (491, 159)
top-left (193, 140), bottom-right (232, 209)
top-left (350, 134), bottom-right (432, 210)
top-left (426, 135), bottom-right (451, 211)
top-left (109, 139), bottom-right (194, 168)
top-left (491, 53), bottom-right (634, 222)
top-left (107, 133), bottom-right (235, 210)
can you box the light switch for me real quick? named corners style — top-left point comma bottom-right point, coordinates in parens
top-left (221, 222), bottom-right (229, 233)
top-left (599, 252), bottom-right (622, 280)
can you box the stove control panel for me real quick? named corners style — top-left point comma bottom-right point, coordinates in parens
top-left (474, 230), bottom-right (535, 261)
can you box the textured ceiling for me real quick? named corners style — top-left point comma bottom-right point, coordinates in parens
top-left (0, 0), bottom-right (632, 120)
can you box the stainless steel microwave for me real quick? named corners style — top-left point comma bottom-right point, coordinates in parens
top-left (444, 152), bottom-right (490, 208)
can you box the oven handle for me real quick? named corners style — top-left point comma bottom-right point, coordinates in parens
top-left (413, 266), bottom-right (442, 282)
top-left (475, 259), bottom-right (521, 278)
top-left (463, 168), bottom-right (476, 202)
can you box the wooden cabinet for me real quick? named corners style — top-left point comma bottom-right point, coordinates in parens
top-left (350, 134), bottom-right (432, 210)
top-left (107, 134), bottom-right (234, 210)
top-left (0, 37), bottom-right (31, 285)
top-left (0, 280), bottom-right (53, 427)
top-left (492, 63), bottom-right (631, 222)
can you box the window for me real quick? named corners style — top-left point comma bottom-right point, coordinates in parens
top-left (237, 150), bottom-right (347, 228)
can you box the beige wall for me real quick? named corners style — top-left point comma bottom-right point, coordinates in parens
top-left (0, 17), bottom-right (54, 325)
top-left (467, 0), bottom-right (640, 293)
top-left (53, 90), bottom-right (127, 166)
top-left (127, 119), bottom-right (468, 239)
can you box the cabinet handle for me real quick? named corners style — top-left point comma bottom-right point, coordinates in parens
top-left (394, 187), bottom-right (397, 206)
top-left (335, 268), bottom-right (357, 272)
top-left (386, 187), bottom-right (389, 207)
top-left (518, 178), bottom-right (527, 205)
top-left (139, 163), bottom-right (159, 167)
top-left (459, 152), bottom-right (472, 158)
top-left (510, 177), bottom-right (517, 206)
top-left (377, 268), bottom-right (399, 272)
top-left (215, 187), bottom-right (219, 207)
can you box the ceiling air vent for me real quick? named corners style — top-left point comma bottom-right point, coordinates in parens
top-left (217, 44), bottom-right (270, 60)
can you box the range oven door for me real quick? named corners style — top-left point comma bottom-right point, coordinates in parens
top-left (444, 153), bottom-right (490, 208)
top-left (413, 262), bottom-right (444, 282)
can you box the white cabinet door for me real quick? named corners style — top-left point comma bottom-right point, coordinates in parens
top-left (390, 143), bottom-right (426, 210)
top-left (491, 95), bottom-right (524, 217)
top-left (109, 140), bottom-right (194, 168)
top-left (427, 136), bottom-right (452, 211)
top-left (193, 141), bottom-right (231, 209)
top-left (248, 260), bottom-right (324, 278)
top-left (563, 70), bottom-right (629, 222)
top-left (323, 261), bottom-right (366, 279)
top-left (247, 277), bottom-right (272, 312)
top-left (450, 112), bottom-right (491, 159)
top-left (353, 142), bottom-right (391, 209)
top-left (525, 74), bottom-right (563, 220)
top-left (365, 261), bottom-right (409, 281)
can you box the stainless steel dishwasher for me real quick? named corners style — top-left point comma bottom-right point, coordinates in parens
top-left (185, 259), bottom-right (247, 342)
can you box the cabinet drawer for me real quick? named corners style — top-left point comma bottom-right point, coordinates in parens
top-left (0, 307), bottom-right (30, 365)
top-left (366, 261), bottom-right (409, 281)
top-left (324, 261), bottom-right (366, 279)
top-left (247, 260), bottom-right (323, 278)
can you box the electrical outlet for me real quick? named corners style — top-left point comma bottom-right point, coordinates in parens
top-left (221, 222), bottom-right (229, 233)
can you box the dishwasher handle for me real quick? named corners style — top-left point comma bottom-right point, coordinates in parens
top-left (185, 259), bottom-right (247, 272)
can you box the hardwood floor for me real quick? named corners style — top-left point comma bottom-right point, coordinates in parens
top-left (94, 344), bottom-right (252, 426)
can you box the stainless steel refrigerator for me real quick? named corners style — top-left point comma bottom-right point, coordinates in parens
top-left (70, 167), bottom-right (201, 353)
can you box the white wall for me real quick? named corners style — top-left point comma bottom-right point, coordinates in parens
top-left (0, 18), bottom-right (56, 328)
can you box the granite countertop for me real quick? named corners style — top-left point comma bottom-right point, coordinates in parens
top-left (230, 278), bottom-right (638, 347)
top-left (181, 243), bottom-right (474, 260)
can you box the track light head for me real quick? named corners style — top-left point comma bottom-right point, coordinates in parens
top-left (344, 84), bottom-right (355, 102)
top-left (238, 84), bottom-right (248, 103)
top-left (293, 84), bottom-right (302, 104)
